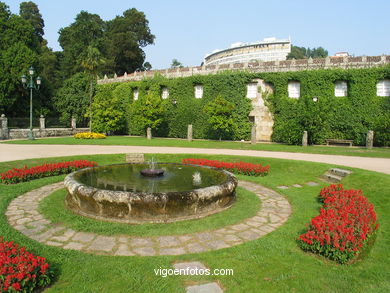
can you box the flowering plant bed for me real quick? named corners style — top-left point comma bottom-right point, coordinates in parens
top-left (0, 238), bottom-right (53, 292)
top-left (298, 184), bottom-right (379, 264)
top-left (182, 158), bottom-right (269, 176)
top-left (74, 132), bottom-right (106, 139)
top-left (0, 160), bottom-right (97, 184)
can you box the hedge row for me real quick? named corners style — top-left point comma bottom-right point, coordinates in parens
top-left (93, 66), bottom-right (390, 146)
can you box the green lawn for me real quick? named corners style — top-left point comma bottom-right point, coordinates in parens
top-left (1, 153), bottom-right (389, 292)
top-left (3, 135), bottom-right (390, 158)
top-left (39, 187), bottom-right (260, 237)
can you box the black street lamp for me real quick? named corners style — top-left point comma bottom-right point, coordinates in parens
top-left (21, 66), bottom-right (41, 140)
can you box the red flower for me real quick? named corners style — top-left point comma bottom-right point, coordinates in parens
top-left (12, 282), bottom-right (21, 291)
top-left (0, 160), bottom-right (98, 184)
top-left (298, 184), bottom-right (379, 263)
top-left (182, 158), bottom-right (269, 177)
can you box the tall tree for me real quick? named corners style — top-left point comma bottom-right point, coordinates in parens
top-left (58, 11), bottom-right (105, 78)
top-left (19, 1), bottom-right (44, 43)
top-left (52, 72), bottom-right (90, 126)
top-left (79, 45), bottom-right (105, 131)
top-left (287, 45), bottom-right (328, 60)
top-left (0, 2), bottom-right (40, 116)
top-left (287, 46), bottom-right (307, 60)
top-left (171, 59), bottom-right (183, 68)
top-left (104, 8), bottom-right (155, 75)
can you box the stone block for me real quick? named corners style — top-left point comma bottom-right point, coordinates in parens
top-left (125, 153), bottom-right (144, 163)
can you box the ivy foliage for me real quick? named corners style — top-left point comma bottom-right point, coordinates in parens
top-left (52, 72), bottom-right (90, 125)
top-left (91, 83), bottom-right (127, 134)
top-left (94, 66), bottom-right (390, 146)
top-left (128, 85), bottom-right (167, 135)
top-left (262, 66), bottom-right (390, 146)
top-left (204, 95), bottom-right (237, 140)
top-left (94, 72), bottom-right (253, 140)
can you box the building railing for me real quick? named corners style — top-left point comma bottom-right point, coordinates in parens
top-left (98, 55), bottom-right (390, 85)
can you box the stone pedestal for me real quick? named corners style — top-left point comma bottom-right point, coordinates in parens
top-left (71, 117), bottom-right (77, 129)
top-left (0, 114), bottom-right (8, 139)
top-left (302, 131), bottom-right (308, 147)
top-left (251, 124), bottom-right (256, 144)
top-left (366, 130), bottom-right (374, 149)
top-left (147, 127), bottom-right (152, 140)
top-left (39, 115), bottom-right (45, 129)
top-left (187, 124), bottom-right (193, 142)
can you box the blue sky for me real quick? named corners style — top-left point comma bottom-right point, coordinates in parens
top-left (6, 0), bottom-right (390, 70)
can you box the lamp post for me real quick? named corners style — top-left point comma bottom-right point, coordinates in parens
top-left (21, 66), bottom-right (41, 140)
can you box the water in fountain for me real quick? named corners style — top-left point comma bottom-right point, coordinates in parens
top-left (65, 162), bottom-right (237, 223)
top-left (141, 157), bottom-right (164, 177)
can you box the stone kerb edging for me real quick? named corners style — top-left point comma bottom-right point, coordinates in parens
top-left (6, 181), bottom-right (291, 256)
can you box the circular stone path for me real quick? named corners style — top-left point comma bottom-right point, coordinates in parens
top-left (6, 181), bottom-right (291, 256)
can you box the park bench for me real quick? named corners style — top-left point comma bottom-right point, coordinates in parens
top-left (325, 139), bottom-right (353, 147)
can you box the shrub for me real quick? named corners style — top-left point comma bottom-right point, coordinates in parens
top-left (74, 132), bottom-right (106, 139)
top-left (0, 238), bottom-right (53, 292)
top-left (0, 160), bottom-right (97, 184)
top-left (182, 158), bottom-right (269, 176)
top-left (298, 184), bottom-right (379, 264)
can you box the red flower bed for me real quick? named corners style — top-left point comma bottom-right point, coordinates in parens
top-left (0, 160), bottom-right (97, 184)
top-left (0, 238), bottom-right (53, 292)
top-left (298, 184), bottom-right (379, 264)
top-left (182, 158), bottom-right (269, 176)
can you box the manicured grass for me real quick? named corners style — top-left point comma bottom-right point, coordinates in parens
top-left (3, 135), bottom-right (390, 158)
top-left (1, 153), bottom-right (389, 292)
top-left (39, 187), bottom-right (260, 237)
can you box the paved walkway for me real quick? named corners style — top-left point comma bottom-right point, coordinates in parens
top-left (6, 181), bottom-right (291, 256)
top-left (0, 144), bottom-right (389, 174)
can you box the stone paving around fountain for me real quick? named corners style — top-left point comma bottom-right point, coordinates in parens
top-left (6, 180), bottom-right (291, 256)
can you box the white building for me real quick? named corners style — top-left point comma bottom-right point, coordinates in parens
top-left (204, 37), bottom-right (291, 66)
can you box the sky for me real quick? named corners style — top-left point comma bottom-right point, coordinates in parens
top-left (6, 0), bottom-right (390, 70)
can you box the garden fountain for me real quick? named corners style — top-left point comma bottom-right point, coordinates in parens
top-left (64, 161), bottom-right (237, 223)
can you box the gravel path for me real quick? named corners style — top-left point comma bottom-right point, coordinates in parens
top-left (0, 144), bottom-right (389, 174)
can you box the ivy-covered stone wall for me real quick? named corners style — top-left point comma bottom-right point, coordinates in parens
top-left (93, 65), bottom-right (390, 146)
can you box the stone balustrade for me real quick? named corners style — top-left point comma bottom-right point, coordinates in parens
top-left (98, 55), bottom-right (390, 85)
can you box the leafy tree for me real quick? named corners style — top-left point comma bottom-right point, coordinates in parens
top-left (0, 2), bottom-right (40, 116)
top-left (103, 8), bottom-right (155, 75)
top-left (52, 72), bottom-right (90, 126)
top-left (171, 59), bottom-right (183, 68)
top-left (143, 61), bottom-right (152, 71)
top-left (19, 1), bottom-right (44, 43)
top-left (129, 90), bottom-right (166, 135)
top-left (287, 45), bottom-right (328, 59)
top-left (287, 46), bottom-right (307, 59)
top-left (92, 92), bottom-right (127, 134)
top-left (58, 11), bottom-right (105, 78)
top-left (310, 47), bottom-right (328, 58)
top-left (204, 95), bottom-right (237, 140)
top-left (79, 45), bottom-right (105, 131)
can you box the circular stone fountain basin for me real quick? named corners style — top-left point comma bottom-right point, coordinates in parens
top-left (64, 163), bottom-right (237, 223)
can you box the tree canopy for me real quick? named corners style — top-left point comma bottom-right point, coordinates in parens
top-left (171, 59), bottom-right (184, 68)
top-left (0, 1), bottom-right (155, 121)
top-left (287, 45), bottom-right (328, 60)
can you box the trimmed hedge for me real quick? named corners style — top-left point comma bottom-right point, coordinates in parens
top-left (93, 66), bottom-right (390, 146)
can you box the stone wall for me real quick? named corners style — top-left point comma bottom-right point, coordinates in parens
top-left (98, 55), bottom-right (390, 85)
top-left (6, 128), bottom-right (89, 139)
top-left (96, 54), bottom-right (390, 143)
top-left (0, 114), bottom-right (89, 140)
